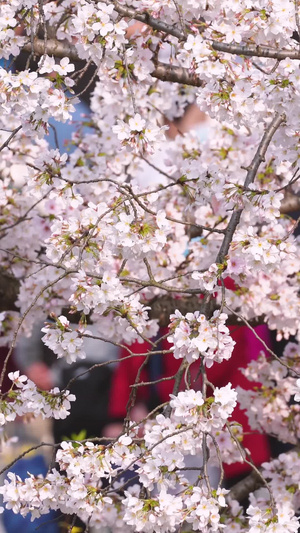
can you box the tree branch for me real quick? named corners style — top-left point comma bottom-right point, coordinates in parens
top-left (152, 62), bottom-right (203, 86)
top-left (0, 268), bottom-right (266, 327)
top-left (212, 41), bottom-right (300, 60)
top-left (108, 0), bottom-right (185, 41)
top-left (105, 1), bottom-right (300, 62)
top-left (148, 294), bottom-right (216, 326)
top-left (110, 1), bottom-right (300, 64)
top-left (22, 38), bottom-right (203, 87)
top-left (280, 191), bottom-right (300, 213)
top-left (31, 0), bottom-right (300, 70)
top-left (22, 38), bottom-right (79, 62)
top-left (216, 113), bottom-right (286, 264)
top-left (229, 469), bottom-right (263, 502)
top-left (0, 126), bottom-right (22, 153)
top-left (25, 35), bottom-right (300, 90)
top-left (229, 444), bottom-right (300, 503)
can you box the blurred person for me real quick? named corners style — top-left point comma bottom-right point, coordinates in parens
top-left (14, 321), bottom-right (119, 533)
top-left (15, 320), bottom-right (119, 442)
top-left (104, 323), bottom-right (271, 485)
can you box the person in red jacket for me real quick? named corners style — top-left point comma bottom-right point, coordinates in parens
top-left (104, 324), bottom-right (271, 482)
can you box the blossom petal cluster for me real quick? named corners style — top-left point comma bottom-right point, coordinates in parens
top-left (237, 343), bottom-right (300, 444)
top-left (2, 0), bottom-right (300, 531)
top-left (167, 310), bottom-right (235, 367)
top-left (0, 388), bottom-right (240, 530)
top-left (41, 315), bottom-right (86, 364)
top-left (0, 371), bottom-right (75, 425)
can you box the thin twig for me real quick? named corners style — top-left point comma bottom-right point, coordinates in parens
top-left (0, 125), bottom-right (22, 153)
top-left (225, 304), bottom-right (300, 377)
top-left (225, 421), bottom-right (276, 514)
top-left (0, 441), bottom-right (58, 477)
top-left (48, 123), bottom-right (60, 150)
top-left (252, 59), bottom-right (280, 75)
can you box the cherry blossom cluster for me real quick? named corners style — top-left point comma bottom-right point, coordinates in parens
top-left (2, 443), bottom-right (299, 533)
top-left (113, 113), bottom-right (168, 153)
top-left (0, 2), bottom-right (26, 59)
top-left (0, 385), bottom-right (241, 530)
top-left (237, 343), bottom-right (300, 444)
top-left (1, 381), bottom-right (295, 532)
top-left (261, 451), bottom-right (300, 513)
top-left (170, 384), bottom-right (237, 427)
top-left (239, 451), bottom-right (300, 533)
top-left (228, 226), bottom-right (297, 273)
top-left (0, 371), bottom-right (75, 424)
top-left (2, 0), bottom-right (300, 531)
top-left (122, 485), bottom-right (229, 533)
top-left (0, 67), bottom-right (76, 135)
top-left (167, 310), bottom-right (235, 367)
top-left (41, 315), bottom-right (86, 364)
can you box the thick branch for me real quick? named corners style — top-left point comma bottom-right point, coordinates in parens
top-left (23, 39), bottom-right (79, 61)
top-left (148, 294), bottom-right (216, 326)
top-left (280, 191), bottom-right (300, 213)
top-left (111, 2), bottom-right (300, 63)
top-left (119, 3), bottom-right (300, 61)
top-left (148, 294), bottom-right (266, 326)
top-left (216, 113), bottom-right (286, 264)
top-left (108, 1), bottom-right (300, 62)
top-left (22, 39), bottom-right (203, 87)
top-left (0, 268), bottom-right (266, 327)
top-left (229, 469), bottom-right (263, 502)
top-left (25, 35), bottom-right (300, 88)
top-left (229, 444), bottom-right (300, 503)
top-left (30, 0), bottom-right (300, 67)
top-left (212, 41), bottom-right (300, 60)
top-left (152, 62), bottom-right (203, 86)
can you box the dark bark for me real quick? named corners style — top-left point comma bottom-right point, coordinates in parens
top-left (0, 269), bottom-right (20, 312)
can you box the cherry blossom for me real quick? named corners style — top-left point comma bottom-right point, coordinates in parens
top-left (1, 0), bottom-right (300, 531)
top-left (167, 310), bottom-right (235, 367)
